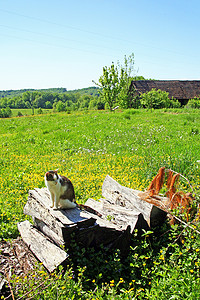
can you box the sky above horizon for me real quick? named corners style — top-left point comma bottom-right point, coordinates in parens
top-left (0, 0), bottom-right (200, 91)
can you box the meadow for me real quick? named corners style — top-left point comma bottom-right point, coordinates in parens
top-left (0, 108), bottom-right (200, 299)
top-left (11, 108), bottom-right (53, 117)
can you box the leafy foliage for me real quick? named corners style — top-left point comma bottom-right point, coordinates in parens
top-left (186, 96), bottom-right (200, 109)
top-left (0, 87), bottom-right (101, 112)
top-left (0, 107), bottom-right (12, 118)
top-left (140, 89), bottom-right (181, 109)
top-left (93, 54), bottom-right (136, 110)
top-left (94, 63), bottom-right (121, 111)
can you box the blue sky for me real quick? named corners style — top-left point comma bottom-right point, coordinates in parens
top-left (0, 0), bottom-right (200, 90)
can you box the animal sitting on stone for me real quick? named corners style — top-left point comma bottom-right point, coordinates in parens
top-left (44, 169), bottom-right (76, 209)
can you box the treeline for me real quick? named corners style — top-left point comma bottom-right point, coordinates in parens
top-left (0, 87), bottom-right (67, 99)
top-left (0, 87), bottom-right (103, 111)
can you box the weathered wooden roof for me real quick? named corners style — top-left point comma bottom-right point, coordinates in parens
top-left (130, 80), bottom-right (200, 100)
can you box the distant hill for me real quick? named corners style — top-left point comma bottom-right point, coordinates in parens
top-left (0, 87), bottom-right (100, 99)
top-left (67, 87), bottom-right (100, 97)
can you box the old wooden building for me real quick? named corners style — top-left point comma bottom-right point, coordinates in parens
top-left (129, 80), bottom-right (200, 105)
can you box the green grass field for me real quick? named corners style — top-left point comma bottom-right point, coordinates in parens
top-left (11, 108), bottom-right (53, 117)
top-left (0, 109), bottom-right (200, 299)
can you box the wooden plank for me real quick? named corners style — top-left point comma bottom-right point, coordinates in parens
top-left (18, 221), bottom-right (69, 273)
top-left (85, 198), bottom-right (148, 233)
top-left (84, 198), bottom-right (103, 213)
top-left (102, 201), bottom-right (146, 232)
top-left (24, 189), bottom-right (97, 245)
top-left (102, 175), bottom-right (166, 226)
top-left (29, 188), bottom-right (96, 227)
top-left (24, 192), bottom-right (67, 241)
top-left (33, 217), bottom-right (65, 246)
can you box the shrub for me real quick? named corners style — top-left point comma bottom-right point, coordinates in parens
top-left (0, 107), bottom-right (12, 118)
top-left (170, 97), bottom-right (181, 108)
top-left (37, 108), bottom-right (43, 114)
top-left (17, 111), bottom-right (23, 117)
top-left (186, 97), bottom-right (200, 109)
top-left (140, 89), bottom-right (181, 109)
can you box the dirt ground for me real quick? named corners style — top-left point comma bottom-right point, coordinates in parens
top-left (0, 237), bottom-right (38, 298)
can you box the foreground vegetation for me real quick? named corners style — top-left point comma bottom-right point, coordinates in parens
top-left (0, 109), bottom-right (200, 299)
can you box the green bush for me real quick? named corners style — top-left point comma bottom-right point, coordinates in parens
top-left (186, 97), bottom-right (200, 109)
top-left (170, 96), bottom-right (181, 108)
top-left (37, 107), bottom-right (43, 114)
top-left (0, 107), bottom-right (12, 118)
top-left (140, 89), bottom-right (181, 109)
top-left (17, 111), bottom-right (23, 117)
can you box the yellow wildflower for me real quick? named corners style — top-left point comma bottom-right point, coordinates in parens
top-left (110, 279), bottom-right (114, 287)
top-left (119, 278), bottom-right (124, 284)
top-left (110, 280), bottom-right (114, 283)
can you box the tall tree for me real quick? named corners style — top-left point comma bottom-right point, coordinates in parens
top-left (93, 53), bottom-right (135, 110)
top-left (95, 63), bottom-right (120, 110)
top-left (117, 53), bottom-right (135, 108)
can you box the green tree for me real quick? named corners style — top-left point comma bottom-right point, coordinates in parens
top-left (45, 101), bottom-right (53, 109)
top-left (117, 53), bottom-right (135, 108)
top-left (55, 101), bottom-right (66, 112)
top-left (93, 54), bottom-right (135, 110)
top-left (0, 97), bottom-right (8, 108)
top-left (14, 96), bottom-right (26, 108)
top-left (79, 95), bottom-right (91, 110)
top-left (88, 97), bottom-right (105, 110)
top-left (94, 63), bottom-right (120, 111)
top-left (22, 91), bottom-right (36, 113)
